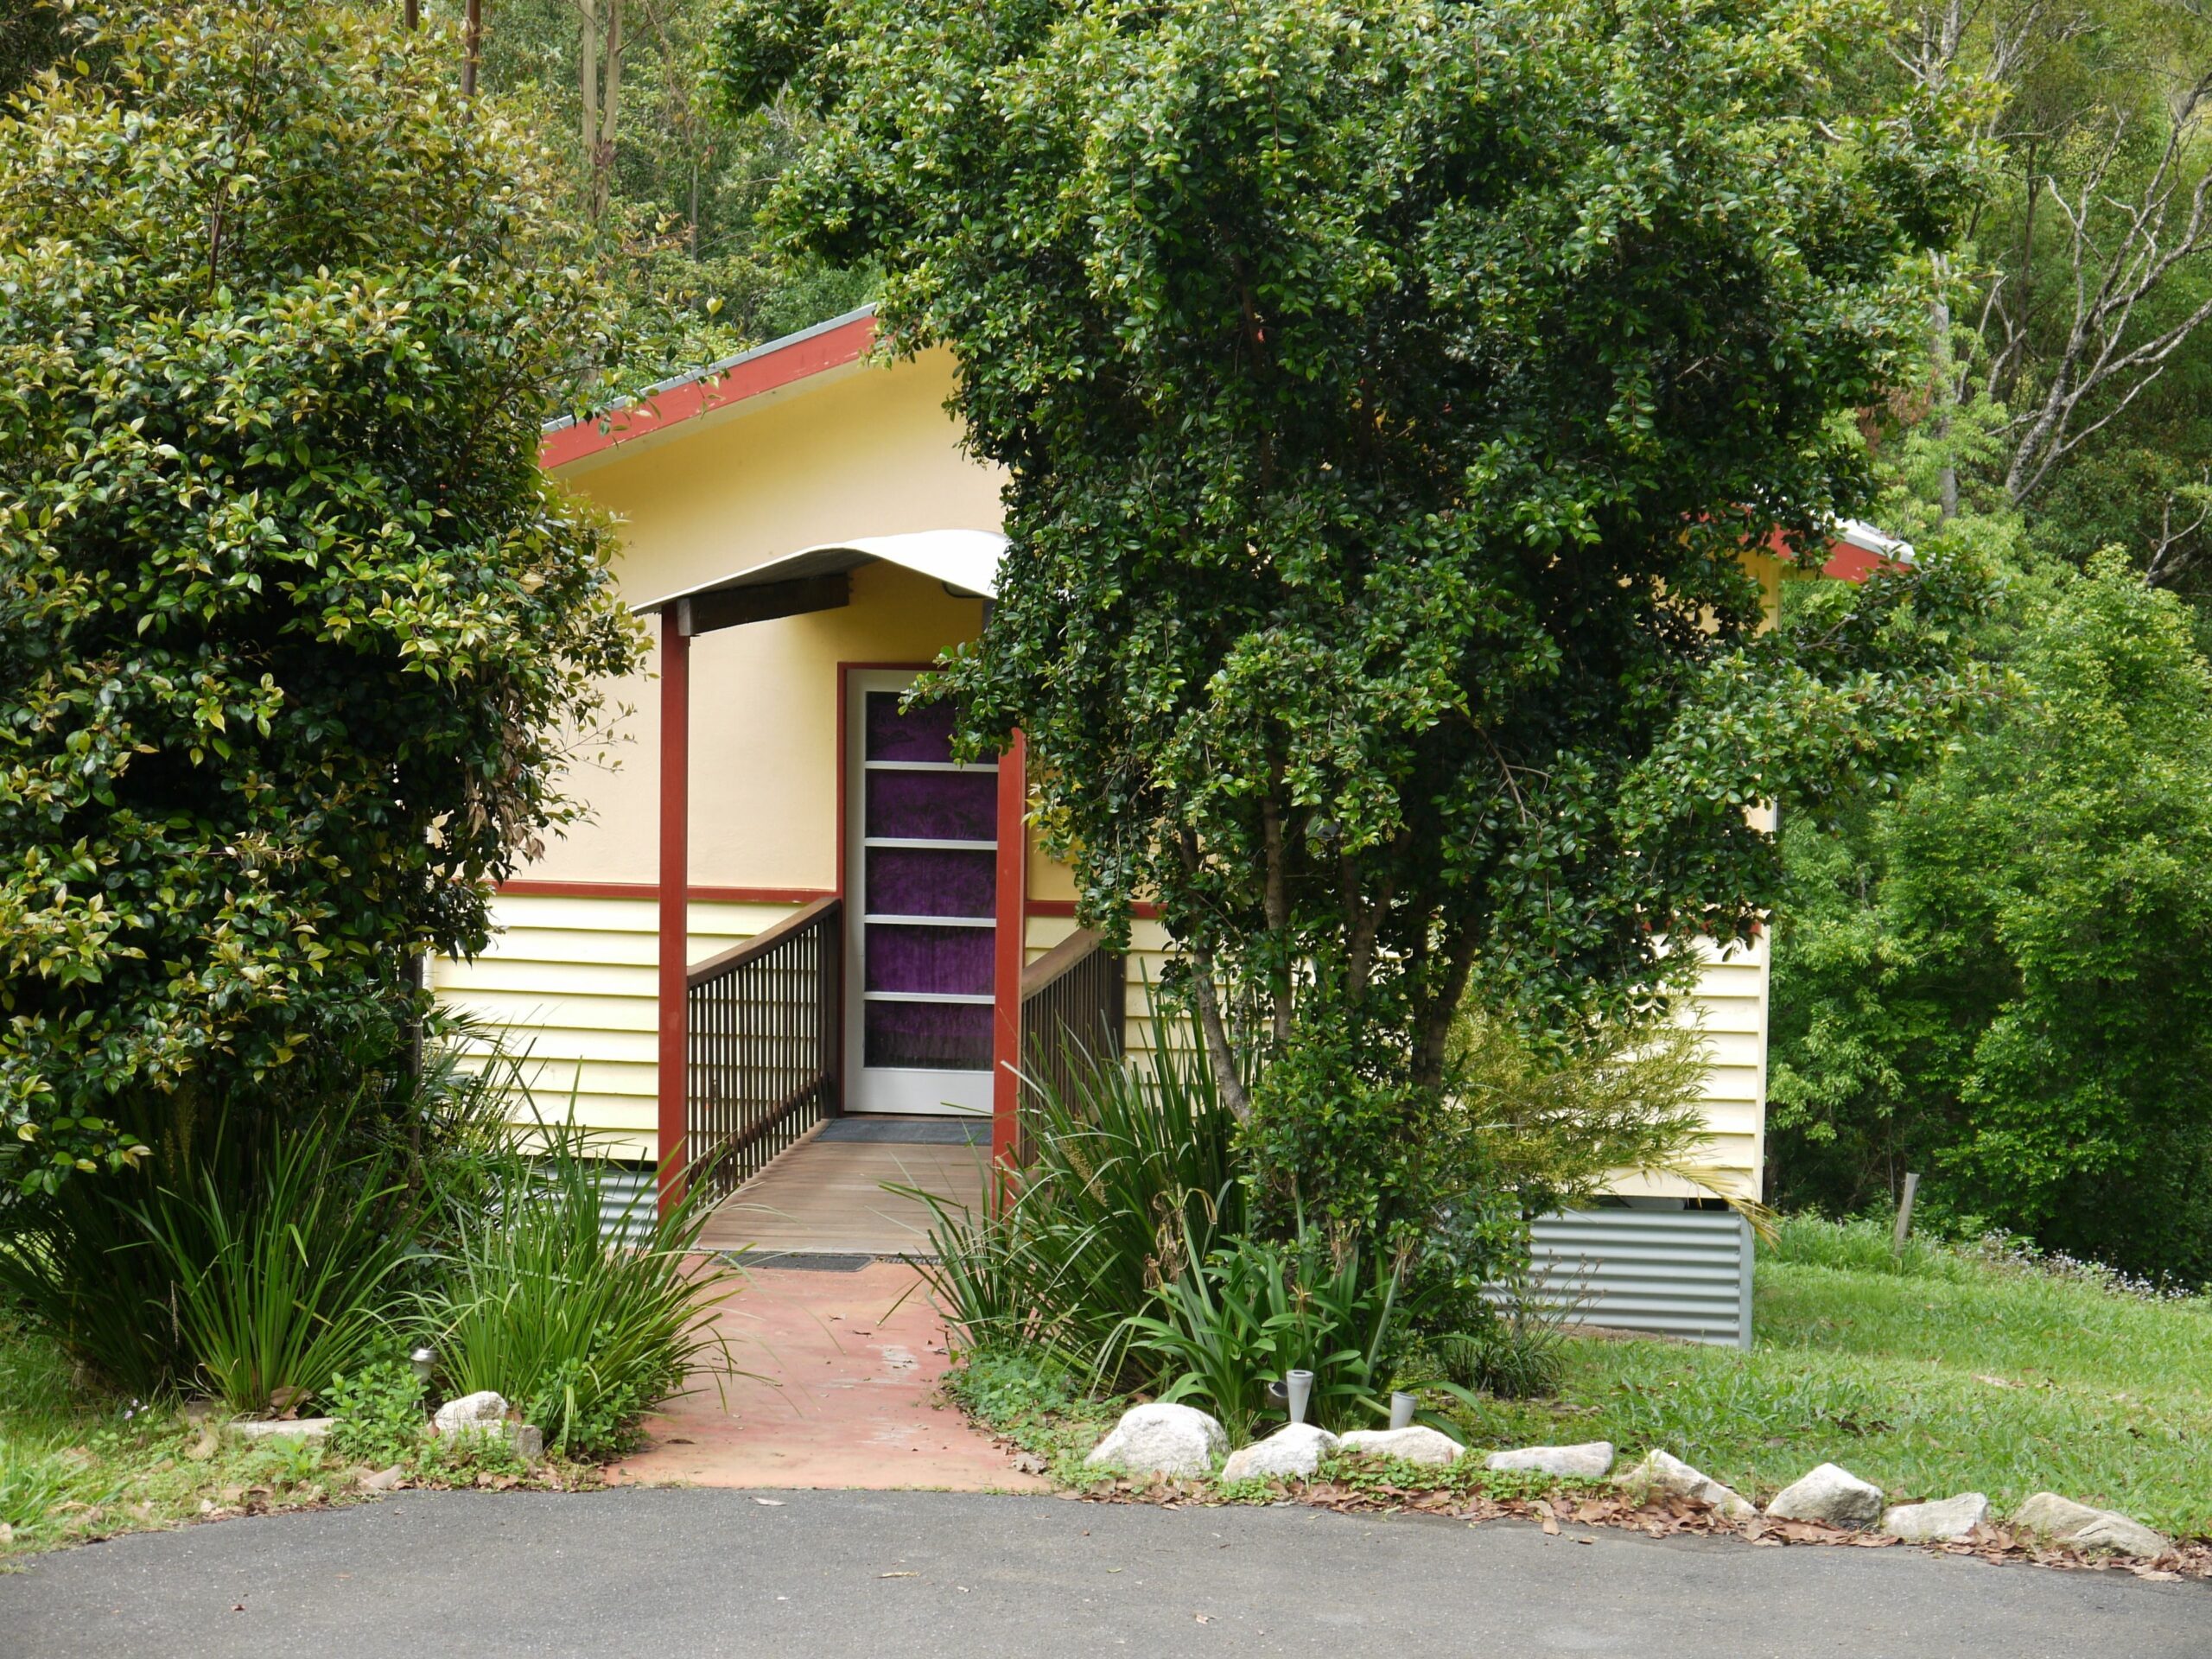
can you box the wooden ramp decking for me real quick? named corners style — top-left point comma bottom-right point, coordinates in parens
top-left (694, 1119), bottom-right (988, 1259)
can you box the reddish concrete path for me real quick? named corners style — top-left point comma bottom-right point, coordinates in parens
top-left (607, 1259), bottom-right (1047, 1491)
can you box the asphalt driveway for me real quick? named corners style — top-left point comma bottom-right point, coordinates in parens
top-left (3, 1488), bottom-right (2202, 1658)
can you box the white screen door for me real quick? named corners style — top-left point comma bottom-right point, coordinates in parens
top-left (842, 670), bottom-right (996, 1116)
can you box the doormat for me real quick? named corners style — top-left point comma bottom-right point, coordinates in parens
top-left (815, 1117), bottom-right (989, 1145)
top-left (735, 1251), bottom-right (879, 1273)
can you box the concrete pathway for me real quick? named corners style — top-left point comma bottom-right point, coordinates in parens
top-left (607, 1259), bottom-right (1044, 1491)
top-left (5, 1489), bottom-right (2203, 1658)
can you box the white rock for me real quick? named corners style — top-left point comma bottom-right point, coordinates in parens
top-left (1220, 1422), bottom-right (1338, 1483)
top-left (1882, 1492), bottom-right (1988, 1542)
top-left (1336, 1426), bottom-right (1465, 1467)
top-left (2013, 1492), bottom-right (2170, 1558)
top-left (226, 1417), bottom-right (333, 1441)
top-left (1614, 1449), bottom-right (1757, 1522)
top-left (1765, 1462), bottom-right (1885, 1529)
top-left (432, 1390), bottom-right (510, 1438)
top-left (1485, 1441), bottom-right (1615, 1478)
top-left (1084, 1402), bottom-right (1225, 1478)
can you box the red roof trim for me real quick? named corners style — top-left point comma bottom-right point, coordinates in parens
top-left (540, 311), bottom-right (879, 471)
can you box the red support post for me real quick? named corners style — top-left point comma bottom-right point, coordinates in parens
top-left (990, 729), bottom-right (1027, 1173)
top-left (656, 613), bottom-right (691, 1215)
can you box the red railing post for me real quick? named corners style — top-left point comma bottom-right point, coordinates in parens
top-left (657, 611), bottom-right (690, 1216)
top-left (990, 729), bottom-right (1027, 1174)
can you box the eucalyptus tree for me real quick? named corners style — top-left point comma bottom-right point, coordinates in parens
top-left (715, 0), bottom-right (1982, 1246)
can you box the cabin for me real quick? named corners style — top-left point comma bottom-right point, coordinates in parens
top-left (432, 305), bottom-right (1894, 1346)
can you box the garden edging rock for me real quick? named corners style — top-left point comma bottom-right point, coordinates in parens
top-left (1084, 1402), bottom-right (1225, 1478)
top-left (1613, 1449), bottom-right (1756, 1521)
top-left (226, 1417), bottom-right (333, 1441)
top-left (1485, 1441), bottom-right (1614, 1478)
top-left (1765, 1462), bottom-right (1885, 1529)
top-left (433, 1391), bottom-right (509, 1438)
top-left (1881, 1492), bottom-right (1988, 1542)
top-left (1221, 1422), bottom-right (1337, 1483)
top-left (1336, 1426), bottom-right (1465, 1467)
top-left (2012, 1491), bottom-right (2170, 1558)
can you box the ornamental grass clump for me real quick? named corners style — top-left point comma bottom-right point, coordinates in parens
top-left (0, 1106), bottom-right (410, 1410)
top-left (421, 1128), bottom-right (735, 1460)
top-left (909, 1043), bottom-right (1243, 1371)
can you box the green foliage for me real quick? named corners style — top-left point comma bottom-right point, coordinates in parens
top-left (1770, 554), bottom-right (2212, 1282)
top-left (491, 0), bottom-right (877, 373)
top-left (912, 1046), bottom-right (1243, 1370)
top-left (326, 1357), bottom-right (429, 1469)
top-left (717, 0), bottom-right (1983, 1255)
top-left (0, 2), bottom-right (646, 1185)
top-left (1429, 1274), bottom-right (1573, 1402)
top-left (1445, 1007), bottom-right (1727, 1217)
top-left (422, 1130), bottom-right (734, 1459)
top-left (130, 1119), bottom-right (412, 1414)
top-left (0, 1103), bottom-right (410, 1402)
top-left (1237, 1019), bottom-right (1522, 1303)
top-left (1118, 1230), bottom-right (1414, 1443)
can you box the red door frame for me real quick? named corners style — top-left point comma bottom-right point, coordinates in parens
top-left (990, 730), bottom-right (1027, 1171)
top-left (658, 647), bottom-right (1024, 1211)
top-left (656, 613), bottom-right (690, 1214)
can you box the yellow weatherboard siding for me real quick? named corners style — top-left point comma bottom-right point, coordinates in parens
top-left (432, 341), bottom-right (1773, 1197)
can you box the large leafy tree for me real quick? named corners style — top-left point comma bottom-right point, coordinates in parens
top-left (715, 0), bottom-right (1980, 1238)
top-left (1770, 554), bottom-right (2212, 1281)
top-left (0, 3), bottom-right (645, 1188)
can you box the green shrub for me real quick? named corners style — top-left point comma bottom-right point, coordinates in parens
top-left (912, 1044), bottom-right (1243, 1370)
top-left (0, 0), bottom-right (645, 1185)
top-left (1119, 1230), bottom-right (1414, 1442)
top-left (1430, 1274), bottom-right (1573, 1402)
top-left (327, 1358), bottom-right (429, 1468)
top-left (421, 1133), bottom-right (734, 1459)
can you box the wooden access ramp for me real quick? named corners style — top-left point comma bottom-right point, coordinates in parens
top-left (694, 1118), bottom-right (987, 1261)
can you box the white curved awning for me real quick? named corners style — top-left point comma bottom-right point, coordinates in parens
top-left (635, 530), bottom-right (1008, 630)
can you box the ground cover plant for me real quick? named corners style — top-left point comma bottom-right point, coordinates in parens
top-left (953, 1214), bottom-right (2212, 1541)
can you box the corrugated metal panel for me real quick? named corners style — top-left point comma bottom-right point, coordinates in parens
top-left (1524, 1208), bottom-right (1755, 1349)
top-left (594, 1160), bottom-right (659, 1248)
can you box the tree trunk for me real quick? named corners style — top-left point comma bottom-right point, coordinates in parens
top-left (581, 0), bottom-right (599, 181)
top-left (1931, 270), bottom-right (1956, 522)
top-left (1188, 951), bottom-right (1250, 1121)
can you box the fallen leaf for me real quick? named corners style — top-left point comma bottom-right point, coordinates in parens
top-left (1194, 1614), bottom-right (1211, 1624)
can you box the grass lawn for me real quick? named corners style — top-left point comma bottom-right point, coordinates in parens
top-left (0, 1314), bottom-right (361, 1560)
top-left (954, 1217), bottom-right (2212, 1541)
top-left (0, 1315), bottom-right (586, 1562)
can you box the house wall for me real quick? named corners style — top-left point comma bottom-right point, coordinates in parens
top-left (434, 346), bottom-right (1773, 1199)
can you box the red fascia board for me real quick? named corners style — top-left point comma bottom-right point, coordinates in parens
top-left (540, 312), bottom-right (878, 471)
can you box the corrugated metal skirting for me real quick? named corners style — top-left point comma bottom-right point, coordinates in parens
top-left (595, 1160), bottom-right (659, 1248)
top-left (1525, 1208), bottom-right (1755, 1349)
